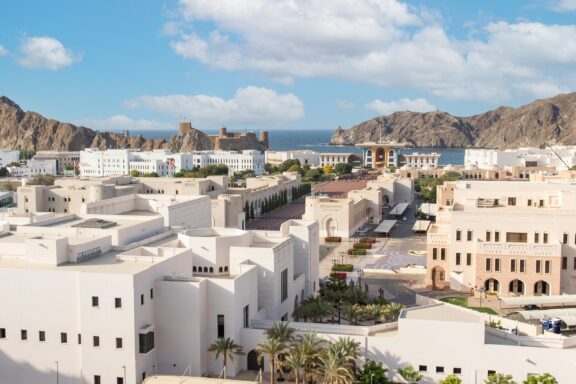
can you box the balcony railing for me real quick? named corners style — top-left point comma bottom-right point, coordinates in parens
top-left (476, 242), bottom-right (560, 257)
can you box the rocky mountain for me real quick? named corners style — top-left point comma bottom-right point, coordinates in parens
top-left (0, 96), bottom-right (214, 152)
top-left (331, 93), bottom-right (576, 148)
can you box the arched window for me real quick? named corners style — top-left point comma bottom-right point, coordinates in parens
top-left (224, 266), bottom-right (229, 272)
top-left (193, 266), bottom-right (197, 272)
top-left (209, 267), bottom-right (214, 273)
top-left (219, 267), bottom-right (223, 273)
top-left (203, 267), bottom-right (208, 273)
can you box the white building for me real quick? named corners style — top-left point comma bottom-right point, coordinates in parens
top-left (129, 150), bottom-right (194, 177)
top-left (0, 148), bottom-right (20, 168)
top-left (265, 150), bottom-right (320, 166)
top-left (80, 149), bottom-right (133, 177)
top-left (191, 150), bottom-right (265, 175)
top-left (7, 159), bottom-right (57, 177)
top-left (402, 152), bottom-right (440, 169)
top-left (465, 147), bottom-right (576, 171)
top-left (318, 152), bottom-right (353, 168)
top-left (33, 151), bottom-right (80, 175)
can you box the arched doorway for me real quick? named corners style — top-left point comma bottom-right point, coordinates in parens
top-left (388, 149), bottom-right (395, 165)
top-left (325, 217), bottom-right (337, 237)
top-left (365, 207), bottom-right (374, 224)
top-left (247, 350), bottom-right (263, 371)
top-left (431, 266), bottom-right (445, 290)
top-left (376, 149), bottom-right (384, 162)
top-left (509, 279), bottom-right (524, 295)
top-left (534, 280), bottom-right (550, 295)
top-left (484, 278), bottom-right (500, 293)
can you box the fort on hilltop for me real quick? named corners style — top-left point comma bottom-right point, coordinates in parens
top-left (179, 122), bottom-right (269, 152)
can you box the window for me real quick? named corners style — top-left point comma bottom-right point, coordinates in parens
top-left (243, 305), bottom-right (249, 328)
top-left (508, 197), bottom-right (516, 206)
top-left (61, 332), bottom-right (67, 344)
top-left (94, 376), bottom-right (101, 384)
top-left (115, 298), bottom-right (122, 308)
top-left (467, 230), bottom-right (473, 241)
top-left (562, 257), bottom-right (567, 270)
top-left (150, 288), bottom-right (154, 300)
top-left (506, 232), bottom-right (528, 243)
top-left (520, 259), bottom-right (526, 273)
top-left (217, 315), bottom-right (225, 338)
top-left (93, 336), bottom-right (100, 347)
top-left (78, 334), bottom-right (82, 345)
top-left (140, 294), bottom-right (144, 305)
top-left (534, 232), bottom-right (540, 243)
top-left (92, 296), bottom-right (99, 307)
top-left (485, 231), bottom-right (491, 242)
top-left (39, 331), bottom-right (46, 342)
top-left (466, 253), bottom-right (472, 266)
top-left (432, 248), bottom-right (437, 260)
top-left (436, 366), bottom-right (445, 373)
top-left (488, 370), bottom-right (496, 376)
top-left (543, 232), bottom-right (549, 244)
top-left (281, 269), bottom-right (288, 302)
top-left (418, 365), bottom-right (427, 372)
top-left (539, 200), bottom-right (544, 207)
top-left (528, 199), bottom-right (532, 206)
top-left (485, 258), bottom-right (491, 272)
top-left (495, 259), bottom-right (501, 272)
top-left (21, 330), bottom-right (27, 340)
top-left (116, 337), bottom-right (123, 349)
top-left (511, 259), bottom-right (516, 272)
top-left (495, 231), bottom-right (500, 242)
top-left (455, 253), bottom-right (461, 266)
top-left (117, 378), bottom-right (124, 384)
top-left (440, 248), bottom-right (446, 260)
top-left (563, 233), bottom-right (569, 244)
top-left (545, 260), bottom-right (551, 274)
top-left (139, 331), bottom-right (155, 354)
top-left (456, 230), bottom-right (461, 241)
top-left (0, 328), bottom-right (5, 339)
top-left (536, 260), bottom-right (541, 274)
top-left (453, 368), bottom-right (462, 375)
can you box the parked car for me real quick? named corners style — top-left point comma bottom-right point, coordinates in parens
top-left (523, 304), bottom-right (539, 310)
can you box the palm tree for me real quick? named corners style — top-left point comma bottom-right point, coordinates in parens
top-left (314, 299), bottom-right (332, 323)
top-left (329, 337), bottom-right (361, 370)
top-left (207, 337), bottom-right (245, 379)
top-left (284, 346), bottom-right (307, 384)
top-left (315, 349), bottom-right (354, 384)
top-left (366, 304), bottom-right (384, 324)
top-left (257, 337), bottom-right (286, 384)
top-left (398, 365), bottom-right (422, 384)
top-left (266, 322), bottom-right (296, 381)
top-left (386, 302), bottom-right (404, 321)
top-left (298, 331), bottom-right (326, 384)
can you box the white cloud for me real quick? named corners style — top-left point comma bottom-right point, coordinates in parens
top-left (75, 115), bottom-right (173, 132)
top-left (366, 98), bottom-right (436, 115)
top-left (167, 0), bottom-right (576, 103)
top-left (337, 100), bottom-right (357, 110)
top-left (0, 45), bottom-right (8, 56)
top-left (124, 86), bottom-right (304, 127)
top-left (18, 36), bottom-right (81, 70)
top-left (551, 0), bottom-right (576, 11)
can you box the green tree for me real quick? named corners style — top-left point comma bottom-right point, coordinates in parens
top-left (7, 162), bottom-right (21, 167)
top-left (207, 337), bottom-right (244, 379)
top-left (27, 174), bottom-right (55, 186)
top-left (486, 373), bottom-right (516, 384)
top-left (398, 365), bottom-right (422, 384)
top-left (522, 373), bottom-right (558, 384)
top-left (298, 331), bottom-right (326, 384)
top-left (288, 164), bottom-right (302, 174)
top-left (334, 163), bottom-right (352, 175)
top-left (0, 167), bottom-right (8, 177)
top-left (64, 163), bottom-right (75, 171)
top-left (355, 360), bottom-right (390, 384)
top-left (284, 347), bottom-right (306, 384)
top-left (440, 375), bottom-right (462, 384)
top-left (130, 169), bottom-right (141, 177)
top-left (440, 374), bottom-right (462, 384)
top-left (257, 337), bottom-right (287, 384)
top-left (329, 337), bottom-right (360, 370)
top-left (266, 322), bottom-right (296, 345)
top-left (315, 349), bottom-right (354, 384)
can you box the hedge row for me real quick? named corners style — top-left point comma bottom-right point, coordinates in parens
top-left (358, 237), bottom-right (376, 244)
top-left (325, 236), bottom-right (342, 243)
top-left (353, 243), bottom-right (372, 249)
top-left (348, 249), bottom-right (367, 256)
top-left (331, 263), bottom-right (354, 272)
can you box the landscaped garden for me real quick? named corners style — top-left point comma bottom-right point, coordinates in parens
top-left (440, 296), bottom-right (498, 315)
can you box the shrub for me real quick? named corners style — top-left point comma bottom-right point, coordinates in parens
top-left (325, 236), bottom-right (342, 243)
top-left (330, 272), bottom-right (347, 281)
top-left (348, 249), bottom-right (367, 256)
top-left (331, 264), bottom-right (354, 272)
top-left (353, 243), bottom-right (372, 249)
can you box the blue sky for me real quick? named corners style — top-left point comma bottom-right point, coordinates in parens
top-left (0, 0), bottom-right (575, 132)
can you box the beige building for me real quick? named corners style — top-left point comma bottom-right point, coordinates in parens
top-left (33, 151), bottom-right (80, 175)
top-left (427, 179), bottom-right (576, 296)
top-left (303, 174), bottom-right (413, 238)
top-left (398, 164), bottom-right (556, 181)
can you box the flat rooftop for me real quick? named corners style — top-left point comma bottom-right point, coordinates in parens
top-left (401, 303), bottom-right (482, 323)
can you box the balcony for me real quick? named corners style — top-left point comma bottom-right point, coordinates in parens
top-left (476, 242), bottom-right (561, 257)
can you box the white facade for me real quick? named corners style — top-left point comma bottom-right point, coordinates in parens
top-left (465, 147), bottom-right (576, 170)
top-left (318, 152), bottom-right (353, 168)
top-left (402, 152), bottom-right (440, 169)
top-left (265, 150), bottom-right (320, 166)
top-left (129, 150), bottom-right (194, 177)
top-left (80, 149), bottom-right (133, 177)
top-left (7, 159), bottom-right (58, 177)
top-left (191, 150), bottom-right (265, 175)
top-left (0, 148), bottom-right (20, 168)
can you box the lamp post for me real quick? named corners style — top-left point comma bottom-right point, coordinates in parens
top-left (122, 365), bottom-right (126, 384)
top-left (358, 269), bottom-right (365, 288)
top-left (55, 361), bottom-right (59, 384)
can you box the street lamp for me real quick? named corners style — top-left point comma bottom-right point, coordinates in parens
top-left (357, 269), bottom-right (365, 288)
top-left (371, 373), bottom-right (375, 384)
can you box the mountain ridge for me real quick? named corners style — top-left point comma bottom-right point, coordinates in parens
top-left (330, 93), bottom-right (576, 148)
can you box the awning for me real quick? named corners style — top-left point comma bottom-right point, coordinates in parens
top-left (418, 203), bottom-right (437, 216)
top-left (390, 202), bottom-right (409, 216)
top-left (501, 294), bottom-right (576, 307)
top-left (374, 220), bottom-right (397, 233)
top-left (412, 220), bottom-right (431, 232)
